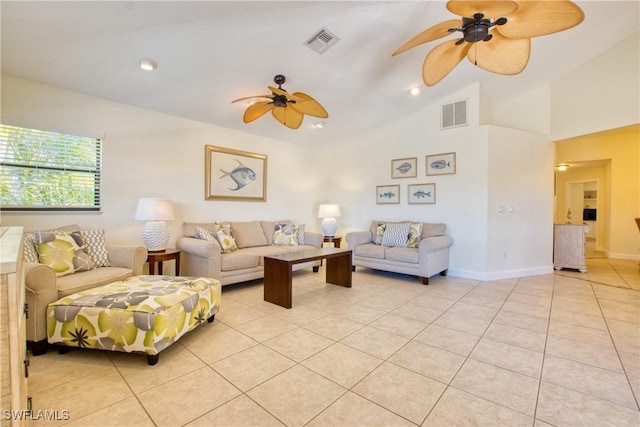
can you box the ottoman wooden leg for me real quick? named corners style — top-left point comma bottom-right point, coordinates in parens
top-left (58, 345), bottom-right (69, 355)
top-left (147, 354), bottom-right (159, 366)
top-left (207, 314), bottom-right (215, 323)
top-left (29, 340), bottom-right (49, 356)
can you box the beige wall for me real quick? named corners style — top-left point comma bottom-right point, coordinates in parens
top-left (555, 125), bottom-right (640, 259)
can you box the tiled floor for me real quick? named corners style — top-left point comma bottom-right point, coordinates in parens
top-left (28, 259), bottom-right (640, 426)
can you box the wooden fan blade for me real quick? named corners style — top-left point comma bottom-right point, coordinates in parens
top-left (466, 29), bottom-right (530, 75)
top-left (422, 39), bottom-right (471, 86)
top-left (231, 94), bottom-right (272, 103)
top-left (497, 0), bottom-right (584, 39)
top-left (446, 0), bottom-right (519, 18)
top-left (243, 101), bottom-right (274, 123)
top-left (272, 106), bottom-right (304, 129)
top-left (289, 92), bottom-right (328, 118)
top-left (392, 19), bottom-right (462, 56)
top-left (268, 86), bottom-right (304, 102)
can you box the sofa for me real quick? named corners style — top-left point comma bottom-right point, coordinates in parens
top-left (345, 220), bottom-right (453, 285)
top-left (22, 225), bottom-right (147, 354)
top-left (176, 220), bottom-right (323, 286)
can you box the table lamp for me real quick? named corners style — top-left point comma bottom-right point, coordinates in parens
top-left (135, 198), bottom-right (175, 252)
top-left (318, 204), bottom-right (341, 237)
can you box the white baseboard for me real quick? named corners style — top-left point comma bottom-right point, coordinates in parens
top-left (447, 265), bottom-right (554, 282)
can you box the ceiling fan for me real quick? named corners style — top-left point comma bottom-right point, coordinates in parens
top-left (392, 0), bottom-right (584, 86)
top-left (231, 75), bottom-right (328, 129)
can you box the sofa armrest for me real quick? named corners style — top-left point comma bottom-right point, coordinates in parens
top-left (24, 262), bottom-right (58, 342)
top-left (303, 231), bottom-right (323, 248)
top-left (345, 230), bottom-right (373, 248)
top-left (418, 235), bottom-right (454, 253)
top-left (107, 246), bottom-right (148, 275)
top-left (176, 236), bottom-right (222, 258)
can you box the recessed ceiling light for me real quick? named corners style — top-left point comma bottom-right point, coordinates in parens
top-left (410, 87), bottom-right (420, 96)
top-left (314, 122), bottom-right (325, 129)
top-left (139, 59), bottom-right (157, 71)
top-left (556, 164), bottom-right (569, 172)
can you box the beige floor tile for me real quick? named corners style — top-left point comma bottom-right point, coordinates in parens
top-left (451, 359), bottom-right (539, 416)
top-left (470, 337), bottom-right (544, 379)
top-left (308, 391), bottom-right (415, 426)
top-left (340, 326), bottom-right (409, 359)
top-left (391, 303), bottom-right (446, 323)
top-left (410, 293), bottom-right (457, 311)
top-left (500, 300), bottom-right (550, 319)
top-left (484, 322), bottom-right (547, 352)
top-left (247, 365), bottom-right (346, 427)
top-left (334, 303), bottom-right (387, 324)
top-left (506, 292), bottom-right (552, 308)
top-left (302, 342), bottom-right (383, 388)
top-left (29, 368), bottom-right (133, 424)
top-left (545, 334), bottom-right (623, 373)
top-left (548, 319), bottom-right (614, 347)
top-left (264, 327), bottom-right (334, 362)
top-left (537, 382), bottom-right (640, 427)
top-left (413, 324), bottom-right (480, 356)
top-left (273, 304), bottom-right (327, 325)
top-left (618, 350), bottom-right (640, 378)
top-left (234, 314), bottom-right (298, 342)
top-left (353, 362), bottom-right (445, 424)
top-left (180, 327), bottom-right (258, 364)
top-left (389, 341), bottom-right (465, 384)
top-left (458, 293), bottom-right (505, 310)
top-left (211, 344), bottom-right (295, 391)
top-left (216, 303), bottom-right (268, 327)
top-left (542, 354), bottom-right (637, 409)
top-left (65, 396), bottom-right (154, 427)
top-left (549, 308), bottom-right (607, 330)
top-left (111, 342), bottom-right (205, 393)
top-left (185, 395), bottom-right (284, 426)
top-left (446, 301), bottom-right (499, 321)
top-left (370, 312), bottom-right (428, 339)
top-left (423, 387), bottom-right (533, 426)
top-left (432, 311), bottom-right (491, 336)
top-left (492, 310), bottom-right (549, 333)
top-left (138, 366), bottom-right (241, 426)
top-left (607, 318), bottom-right (640, 355)
top-left (303, 313), bottom-right (365, 340)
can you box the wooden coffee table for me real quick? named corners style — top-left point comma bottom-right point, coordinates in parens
top-left (263, 248), bottom-right (352, 308)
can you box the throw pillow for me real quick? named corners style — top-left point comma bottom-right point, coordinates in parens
top-left (407, 223), bottom-right (424, 248)
top-left (215, 226), bottom-right (238, 253)
top-left (381, 222), bottom-right (410, 248)
top-left (80, 228), bottom-right (111, 267)
top-left (373, 223), bottom-right (386, 245)
top-left (195, 225), bottom-right (218, 242)
top-left (23, 232), bottom-right (39, 263)
top-left (273, 223), bottom-right (304, 246)
top-left (35, 231), bottom-right (94, 277)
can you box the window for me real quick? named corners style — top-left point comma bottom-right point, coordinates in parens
top-left (0, 124), bottom-right (102, 211)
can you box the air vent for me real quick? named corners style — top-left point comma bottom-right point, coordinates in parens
top-left (441, 99), bottom-right (468, 129)
top-left (304, 27), bottom-right (340, 54)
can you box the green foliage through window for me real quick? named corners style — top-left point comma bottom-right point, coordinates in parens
top-left (0, 124), bottom-right (102, 211)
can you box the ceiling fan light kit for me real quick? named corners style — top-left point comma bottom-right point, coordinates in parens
top-left (232, 74), bottom-right (328, 129)
top-left (393, 0), bottom-right (584, 86)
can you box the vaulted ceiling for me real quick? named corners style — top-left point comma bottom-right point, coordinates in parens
top-left (1, 1), bottom-right (638, 145)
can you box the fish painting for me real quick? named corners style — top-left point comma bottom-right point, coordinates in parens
top-left (219, 159), bottom-right (256, 191)
top-left (413, 190), bottom-right (431, 198)
top-left (379, 191), bottom-right (396, 199)
top-left (395, 162), bottom-right (412, 174)
top-left (430, 160), bottom-right (451, 170)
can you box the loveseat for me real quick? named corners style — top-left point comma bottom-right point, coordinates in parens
top-left (345, 220), bottom-right (453, 285)
top-left (176, 221), bottom-right (323, 286)
top-left (23, 225), bottom-right (147, 354)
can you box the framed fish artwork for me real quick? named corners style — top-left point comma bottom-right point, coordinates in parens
top-left (376, 185), bottom-right (400, 204)
top-left (408, 183), bottom-right (436, 204)
top-left (426, 152), bottom-right (456, 176)
top-left (391, 157), bottom-right (417, 179)
top-left (205, 145), bottom-right (267, 201)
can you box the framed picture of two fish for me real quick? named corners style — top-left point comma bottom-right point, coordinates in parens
top-left (205, 145), bottom-right (267, 201)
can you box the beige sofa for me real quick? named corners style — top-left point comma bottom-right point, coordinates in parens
top-left (23, 225), bottom-right (147, 354)
top-left (176, 221), bottom-right (323, 285)
top-left (345, 220), bottom-right (453, 285)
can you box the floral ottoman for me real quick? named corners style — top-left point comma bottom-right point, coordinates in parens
top-left (47, 275), bottom-right (221, 365)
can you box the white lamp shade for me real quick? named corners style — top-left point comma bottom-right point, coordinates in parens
top-left (135, 198), bottom-right (175, 221)
top-left (318, 204), bottom-right (341, 218)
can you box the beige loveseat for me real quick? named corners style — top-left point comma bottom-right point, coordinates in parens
top-left (345, 220), bottom-right (453, 285)
top-left (176, 221), bottom-right (323, 286)
top-left (23, 225), bottom-right (147, 354)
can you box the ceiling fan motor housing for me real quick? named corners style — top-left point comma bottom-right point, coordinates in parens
top-left (461, 16), bottom-right (496, 43)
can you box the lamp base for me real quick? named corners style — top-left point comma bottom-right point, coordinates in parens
top-left (142, 221), bottom-right (170, 252)
top-left (321, 218), bottom-right (337, 237)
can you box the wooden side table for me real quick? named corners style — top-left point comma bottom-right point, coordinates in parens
top-left (147, 249), bottom-right (181, 275)
top-left (322, 236), bottom-right (342, 248)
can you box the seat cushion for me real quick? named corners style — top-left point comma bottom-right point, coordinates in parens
top-left (56, 267), bottom-right (133, 297)
top-left (220, 250), bottom-right (260, 271)
top-left (385, 247), bottom-right (419, 264)
top-left (244, 246), bottom-right (289, 265)
top-left (354, 243), bottom-right (385, 259)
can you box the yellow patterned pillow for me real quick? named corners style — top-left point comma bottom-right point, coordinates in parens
top-left (215, 226), bottom-right (238, 253)
top-left (407, 223), bottom-right (423, 248)
top-left (273, 223), bottom-right (303, 246)
top-left (35, 231), bottom-right (94, 277)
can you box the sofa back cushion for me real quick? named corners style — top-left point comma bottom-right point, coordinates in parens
top-left (230, 221), bottom-right (268, 248)
top-left (369, 220), bottom-right (446, 244)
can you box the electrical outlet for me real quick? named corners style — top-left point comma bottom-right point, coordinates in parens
top-left (497, 205), bottom-right (505, 213)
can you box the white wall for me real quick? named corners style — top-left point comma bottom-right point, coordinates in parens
top-left (0, 76), bottom-right (327, 246)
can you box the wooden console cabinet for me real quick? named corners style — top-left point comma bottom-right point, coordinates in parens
top-left (553, 223), bottom-right (587, 272)
top-left (1, 227), bottom-right (29, 426)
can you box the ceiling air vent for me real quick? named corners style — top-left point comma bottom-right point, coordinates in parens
top-left (441, 99), bottom-right (468, 130)
top-left (304, 27), bottom-right (340, 54)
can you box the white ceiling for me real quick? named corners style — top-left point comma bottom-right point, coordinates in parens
top-left (1, 1), bottom-right (638, 145)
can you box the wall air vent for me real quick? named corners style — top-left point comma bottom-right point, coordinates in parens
top-left (441, 99), bottom-right (468, 129)
top-left (304, 27), bottom-right (340, 54)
